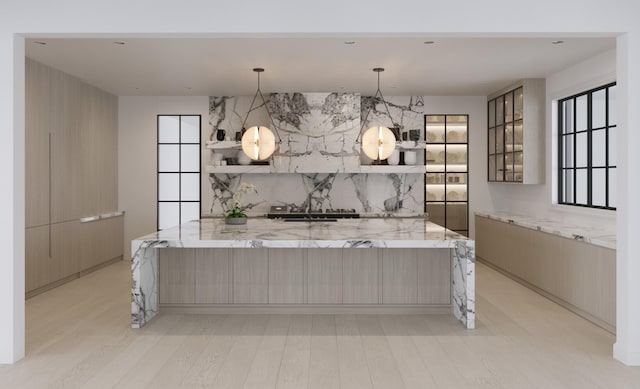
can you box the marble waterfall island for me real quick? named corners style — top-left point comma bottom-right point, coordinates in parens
top-left (131, 218), bottom-right (475, 329)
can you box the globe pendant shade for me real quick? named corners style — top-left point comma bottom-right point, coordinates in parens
top-left (241, 126), bottom-right (276, 160)
top-left (362, 126), bottom-right (396, 160)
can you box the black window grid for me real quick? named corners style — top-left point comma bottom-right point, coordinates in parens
top-left (157, 115), bottom-right (202, 230)
top-left (557, 83), bottom-right (616, 210)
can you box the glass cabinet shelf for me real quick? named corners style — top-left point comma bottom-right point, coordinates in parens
top-left (487, 79), bottom-right (545, 184)
top-left (425, 114), bottom-right (469, 236)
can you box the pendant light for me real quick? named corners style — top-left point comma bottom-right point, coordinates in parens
top-left (360, 68), bottom-right (398, 161)
top-left (240, 68), bottom-right (279, 161)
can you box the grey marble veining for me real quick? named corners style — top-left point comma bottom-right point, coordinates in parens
top-left (475, 211), bottom-right (616, 250)
top-left (269, 93), bottom-right (361, 173)
top-left (131, 218), bottom-right (475, 329)
top-left (361, 96), bottom-right (426, 136)
top-left (206, 94), bottom-right (427, 219)
top-left (206, 172), bottom-right (423, 217)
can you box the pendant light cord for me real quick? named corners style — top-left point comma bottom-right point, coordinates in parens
top-left (240, 70), bottom-right (282, 143)
top-left (359, 68), bottom-right (398, 140)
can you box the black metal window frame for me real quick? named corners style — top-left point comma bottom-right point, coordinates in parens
top-left (487, 86), bottom-right (524, 183)
top-left (424, 114), bottom-right (470, 237)
top-left (157, 114), bottom-right (202, 230)
top-left (557, 83), bottom-right (616, 210)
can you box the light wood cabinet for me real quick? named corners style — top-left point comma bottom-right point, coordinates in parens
top-left (159, 249), bottom-right (195, 304)
top-left (268, 249), bottom-right (305, 304)
top-left (308, 249), bottom-right (342, 304)
top-left (418, 249), bottom-right (451, 304)
top-left (475, 215), bottom-right (616, 331)
top-left (25, 60), bottom-right (51, 228)
top-left (382, 249), bottom-right (418, 304)
top-left (26, 225), bottom-right (52, 291)
top-left (25, 58), bottom-right (122, 297)
top-left (342, 249), bottom-right (379, 304)
top-left (195, 249), bottom-right (230, 304)
top-left (233, 249), bottom-right (269, 304)
top-left (159, 247), bottom-right (454, 310)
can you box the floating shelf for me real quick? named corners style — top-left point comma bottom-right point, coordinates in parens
top-left (359, 165), bottom-right (425, 174)
top-left (397, 141), bottom-right (426, 150)
top-left (205, 141), bottom-right (241, 150)
top-left (205, 165), bottom-right (270, 174)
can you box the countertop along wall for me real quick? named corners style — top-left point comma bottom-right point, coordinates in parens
top-left (478, 49), bottom-right (617, 233)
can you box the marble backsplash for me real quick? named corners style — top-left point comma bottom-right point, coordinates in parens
top-left (206, 172), bottom-right (423, 217)
top-left (206, 93), bottom-right (428, 217)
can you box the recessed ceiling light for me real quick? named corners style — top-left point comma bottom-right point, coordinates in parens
top-left (344, 41), bottom-right (356, 45)
top-left (113, 41), bottom-right (126, 45)
top-left (552, 40), bottom-right (564, 45)
top-left (423, 41), bottom-right (435, 45)
top-left (33, 41), bottom-right (47, 45)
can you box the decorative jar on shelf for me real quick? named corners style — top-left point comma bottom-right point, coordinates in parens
top-left (404, 150), bottom-right (417, 165)
top-left (387, 149), bottom-right (400, 165)
top-left (236, 150), bottom-right (252, 165)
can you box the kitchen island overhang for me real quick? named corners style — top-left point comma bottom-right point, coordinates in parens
top-left (131, 218), bottom-right (475, 329)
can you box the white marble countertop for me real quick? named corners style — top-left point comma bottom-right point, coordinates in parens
top-left (133, 217), bottom-right (470, 249)
top-left (475, 211), bottom-right (616, 250)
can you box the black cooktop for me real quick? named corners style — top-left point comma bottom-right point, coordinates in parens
top-left (267, 206), bottom-right (359, 220)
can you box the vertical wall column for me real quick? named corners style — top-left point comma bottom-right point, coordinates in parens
top-left (0, 34), bottom-right (25, 364)
top-left (614, 32), bottom-right (640, 366)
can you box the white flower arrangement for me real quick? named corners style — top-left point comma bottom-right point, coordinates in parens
top-left (226, 183), bottom-right (257, 219)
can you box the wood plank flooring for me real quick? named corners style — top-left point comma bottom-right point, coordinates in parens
top-left (1, 259), bottom-right (639, 388)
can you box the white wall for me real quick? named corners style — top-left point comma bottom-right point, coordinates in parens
top-left (118, 96), bottom-right (208, 259)
top-left (479, 49), bottom-right (617, 231)
top-left (2, 0), bottom-right (639, 366)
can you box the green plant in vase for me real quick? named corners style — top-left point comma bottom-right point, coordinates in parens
top-left (225, 183), bottom-right (256, 224)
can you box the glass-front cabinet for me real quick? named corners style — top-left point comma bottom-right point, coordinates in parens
top-left (487, 79), bottom-right (544, 184)
top-left (425, 114), bottom-right (468, 236)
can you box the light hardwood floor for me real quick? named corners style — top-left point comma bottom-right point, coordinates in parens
top-left (1, 259), bottom-right (639, 388)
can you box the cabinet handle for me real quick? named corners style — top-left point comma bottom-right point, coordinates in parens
top-left (80, 211), bottom-right (125, 223)
top-left (48, 132), bottom-right (52, 258)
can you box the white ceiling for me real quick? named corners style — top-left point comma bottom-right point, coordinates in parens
top-left (25, 37), bottom-right (616, 96)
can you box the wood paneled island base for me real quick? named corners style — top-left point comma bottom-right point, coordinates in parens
top-left (131, 218), bottom-right (475, 329)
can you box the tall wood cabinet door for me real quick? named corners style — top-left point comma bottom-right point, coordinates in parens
top-left (61, 220), bottom-right (81, 278)
top-left (25, 59), bottom-right (51, 228)
top-left (418, 249), bottom-right (451, 305)
top-left (342, 249), bottom-right (379, 304)
top-left (60, 74), bottom-right (84, 221)
top-left (99, 216), bottom-right (124, 263)
top-left (78, 220), bottom-right (101, 271)
top-left (268, 249), bottom-right (305, 304)
top-left (382, 249), bottom-right (418, 304)
top-left (98, 93), bottom-right (118, 213)
top-left (25, 224), bottom-right (63, 292)
top-left (159, 248), bottom-right (195, 304)
top-left (48, 67), bottom-right (68, 224)
top-left (308, 249), bottom-right (342, 304)
top-left (195, 249), bottom-right (230, 304)
top-left (25, 225), bottom-right (50, 292)
top-left (233, 249), bottom-right (268, 304)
